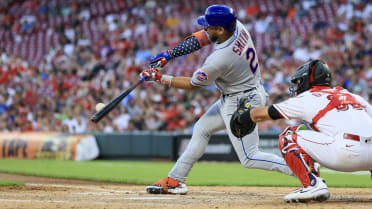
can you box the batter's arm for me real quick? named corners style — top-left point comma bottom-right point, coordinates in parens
top-left (170, 30), bottom-right (210, 58)
top-left (149, 30), bottom-right (211, 68)
top-left (170, 77), bottom-right (201, 90)
top-left (139, 70), bottom-right (201, 90)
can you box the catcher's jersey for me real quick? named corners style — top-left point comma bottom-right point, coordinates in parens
top-left (273, 86), bottom-right (372, 137)
top-left (190, 20), bottom-right (261, 95)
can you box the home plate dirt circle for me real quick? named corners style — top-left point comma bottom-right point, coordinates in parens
top-left (0, 173), bottom-right (372, 209)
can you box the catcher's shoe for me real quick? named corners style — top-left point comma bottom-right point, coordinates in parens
top-left (284, 177), bottom-right (330, 203)
top-left (146, 177), bottom-right (188, 195)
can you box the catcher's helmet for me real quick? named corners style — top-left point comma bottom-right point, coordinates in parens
top-left (289, 60), bottom-right (332, 96)
top-left (197, 5), bottom-right (237, 33)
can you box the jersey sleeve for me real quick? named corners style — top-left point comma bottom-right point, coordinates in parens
top-left (352, 93), bottom-right (372, 119)
top-left (272, 95), bottom-right (308, 120)
top-left (190, 55), bottom-right (223, 87)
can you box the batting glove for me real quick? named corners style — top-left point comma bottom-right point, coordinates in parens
top-left (140, 69), bottom-right (161, 82)
top-left (139, 68), bottom-right (173, 87)
top-left (148, 50), bottom-right (172, 69)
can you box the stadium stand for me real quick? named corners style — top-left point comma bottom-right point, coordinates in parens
top-left (0, 0), bottom-right (371, 133)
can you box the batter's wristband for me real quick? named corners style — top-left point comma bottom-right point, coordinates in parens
top-left (160, 75), bottom-right (173, 87)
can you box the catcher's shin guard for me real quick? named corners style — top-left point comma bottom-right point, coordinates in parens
top-left (279, 132), bottom-right (318, 187)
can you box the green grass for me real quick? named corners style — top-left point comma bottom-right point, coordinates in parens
top-left (0, 159), bottom-right (371, 188)
top-left (0, 179), bottom-right (24, 186)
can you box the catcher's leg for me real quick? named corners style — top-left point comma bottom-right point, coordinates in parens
top-left (279, 130), bottom-right (329, 203)
top-left (147, 101), bottom-right (225, 194)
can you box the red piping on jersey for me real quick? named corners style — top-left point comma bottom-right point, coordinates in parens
top-left (299, 134), bottom-right (337, 146)
top-left (310, 86), bottom-right (365, 127)
top-left (273, 104), bottom-right (289, 119)
top-left (309, 123), bottom-right (320, 132)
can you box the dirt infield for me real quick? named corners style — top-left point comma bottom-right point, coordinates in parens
top-left (0, 173), bottom-right (372, 209)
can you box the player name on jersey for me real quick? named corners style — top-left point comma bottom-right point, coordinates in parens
top-left (232, 30), bottom-right (250, 56)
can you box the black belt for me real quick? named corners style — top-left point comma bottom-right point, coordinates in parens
top-left (223, 87), bottom-right (256, 97)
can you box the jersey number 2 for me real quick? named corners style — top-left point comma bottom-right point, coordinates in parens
top-left (245, 47), bottom-right (258, 74)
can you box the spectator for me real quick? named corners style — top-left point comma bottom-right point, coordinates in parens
top-left (0, 0), bottom-right (370, 134)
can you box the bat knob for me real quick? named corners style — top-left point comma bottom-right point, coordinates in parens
top-left (91, 115), bottom-right (101, 123)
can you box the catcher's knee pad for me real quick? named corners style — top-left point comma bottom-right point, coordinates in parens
top-left (279, 124), bottom-right (309, 139)
top-left (278, 129), bottom-right (299, 155)
top-left (279, 133), bottom-right (317, 187)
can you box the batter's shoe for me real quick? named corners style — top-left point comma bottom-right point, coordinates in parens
top-left (284, 177), bottom-right (330, 203)
top-left (146, 177), bottom-right (188, 194)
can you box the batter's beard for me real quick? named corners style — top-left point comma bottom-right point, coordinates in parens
top-left (209, 34), bottom-right (218, 43)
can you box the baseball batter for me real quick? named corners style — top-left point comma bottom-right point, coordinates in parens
top-left (230, 60), bottom-right (372, 203)
top-left (140, 5), bottom-right (293, 195)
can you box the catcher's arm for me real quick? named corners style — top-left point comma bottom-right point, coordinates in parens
top-left (251, 105), bottom-right (283, 122)
top-left (230, 99), bottom-right (283, 138)
top-left (248, 107), bottom-right (271, 122)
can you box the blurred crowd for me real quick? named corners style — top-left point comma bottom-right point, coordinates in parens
top-left (0, 0), bottom-right (372, 134)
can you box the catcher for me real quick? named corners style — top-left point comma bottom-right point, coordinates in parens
top-left (230, 59), bottom-right (372, 203)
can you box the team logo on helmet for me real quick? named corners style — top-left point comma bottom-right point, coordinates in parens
top-left (195, 69), bottom-right (209, 81)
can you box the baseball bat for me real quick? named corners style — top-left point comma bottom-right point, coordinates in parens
top-left (91, 76), bottom-right (146, 123)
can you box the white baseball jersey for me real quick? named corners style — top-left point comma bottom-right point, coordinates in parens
top-left (190, 20), bottom-right (261, 95)
top-left (274, 86), bottom-right (372, 172)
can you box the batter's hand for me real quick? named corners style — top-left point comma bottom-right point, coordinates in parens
top-left (140, 69), bottom-right (161, 82)
top-left (149, 50), bottom-right (171, 69)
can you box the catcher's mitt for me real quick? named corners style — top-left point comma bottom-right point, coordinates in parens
top-left (230, 98), bottom-right (256, 138)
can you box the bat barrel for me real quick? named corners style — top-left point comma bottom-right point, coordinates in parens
top-left (90, 76), bottom-right (146, 123)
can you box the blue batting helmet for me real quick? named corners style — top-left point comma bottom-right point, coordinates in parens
top-left (197, 5), bottom-right (237, 33)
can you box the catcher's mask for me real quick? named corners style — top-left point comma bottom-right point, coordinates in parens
top-left (289, 60), bottom-right (332, 96)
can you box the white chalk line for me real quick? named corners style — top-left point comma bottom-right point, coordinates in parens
top-left (0, 199), bottom-right (66, 203)
top-left (25, 183), bottom-right (182, 200)
top-left (25, 183), bottom-right (255, 195)
top-left (26, 183), bottom-right (141, 194)
top-left (2, 183), bottom-right (180, 203)
top-left (0, 198), bottom-right (106, 204)
top-left (126, 197), bottom-right (178, 200)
